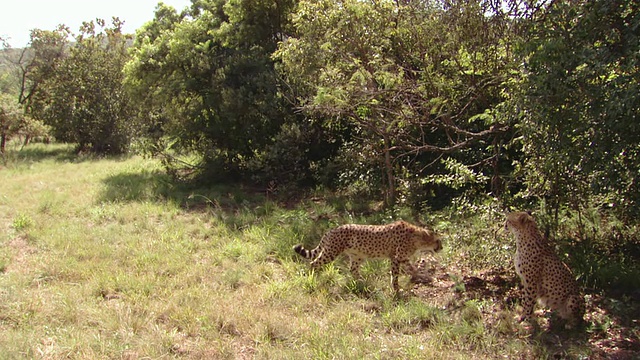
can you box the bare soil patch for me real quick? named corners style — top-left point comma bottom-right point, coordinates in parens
top-left (5, 235), bottom-right (37, 274)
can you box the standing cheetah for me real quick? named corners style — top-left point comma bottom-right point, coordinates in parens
top-left (293, 220), bottom-right (442, 291)
top-left (505, 211), bottom-right (585, 326)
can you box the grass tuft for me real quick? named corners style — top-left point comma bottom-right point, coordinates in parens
top-left (12, 213), bottom-right (33, 231)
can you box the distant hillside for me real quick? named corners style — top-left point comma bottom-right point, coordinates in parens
top-left (0, 46), bottom-right (32, 68)
top-left (1, 47), bottom-right (25, 94)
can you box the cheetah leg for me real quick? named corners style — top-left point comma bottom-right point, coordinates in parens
top-left (564, 295), bottom-right (585, 326)
top-left (401, 260), bottom-right (418, 277)
top-left (388, 259), bottom-right (418, 291)
top-left (390, 259), bottom-right (406, 292)
top-left (519, 286), bottom-right (536, 322)
top-left (309, 250), bottom-right (334, 269)
top-left (349, 257), bottom-right (364, 280)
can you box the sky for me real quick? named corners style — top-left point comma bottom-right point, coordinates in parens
top-left (0, 0), bottom-right (193, 48)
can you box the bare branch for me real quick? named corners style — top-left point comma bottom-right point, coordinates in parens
top-left (390, 123), bottom-right (510, 156)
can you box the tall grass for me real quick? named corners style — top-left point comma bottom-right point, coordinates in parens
top-left (0, 143), bottom-right (633, 359)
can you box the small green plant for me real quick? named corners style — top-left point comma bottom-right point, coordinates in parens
top-left (451, 274), bottom-right (466, 293)
top-left (490, 310), bottom-right (515, 335)
top-left (12, 213), bottom-right (33, 231)
top-left (383, 298), bottom-right (445, 332)
top-left (345, 278), bottom-right (375, 297)
top-left (297, 269), bottom-right (320, 294)
top-left (222, 269), bottom-right (245, 289)
top-left (460, 300), bottom-right (484, 323)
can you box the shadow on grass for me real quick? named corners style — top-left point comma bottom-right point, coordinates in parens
top-left (526, 287), bottom-right (639, 359)
top-left (3, 143), bottom-right (74, 163)
top-left (97, 161), bottom-right (365, 221)
top-left (97, 167), bottom-right (339, 258)
top-left (98, 169), bottom-right (275, 216)
top-left (528, 293), bottom-right (639, 360)
top-left (3, 142), bottom-right (130, 164)
top-left (99, 171), bottom-right (174, 203)
top-left (438, 265), bottom-right (639, 359)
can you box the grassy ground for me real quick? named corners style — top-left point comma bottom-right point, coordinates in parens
top-left (0, 143), bottom-right (638, 359)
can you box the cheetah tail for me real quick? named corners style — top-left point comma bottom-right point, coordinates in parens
top-left (293, 244), bottom-right (316, 259)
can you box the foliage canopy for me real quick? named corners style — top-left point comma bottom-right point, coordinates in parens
top-left (1, 0), bottom-right (639, 218)
top-left (519, 0), bottom-right (640, 218)
top-left (124, 0), bottom-right (297, 178)
top-left (22, 19), bottom-right (134, 154)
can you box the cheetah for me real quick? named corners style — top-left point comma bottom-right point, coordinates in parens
top-left (505, 211), bottom-right (585, 326)
top-left (293, 220), bottom-right (442, 291)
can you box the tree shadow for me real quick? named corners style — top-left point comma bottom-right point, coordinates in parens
top-left (99, 170), bottom-right (173, 203)
top-left (416, 267), bottom-right (639, 359)
top-left (575, 292), bottom-right (640, 359)
top-left (98, 169), bottom-right (282, 224)
top-left (4, 143), bottom-right (75, 163)
top-left (514, 289), bottom-right (639, 359)
top-left (3, 143), bottom-right (128, 164)
top-left (97, 167), bottom-right (339, 263)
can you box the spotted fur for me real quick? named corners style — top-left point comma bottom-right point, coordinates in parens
top-left (293, 220), bottom-right (442, 291)
top-left (505, 211), bottom-right (585, 326)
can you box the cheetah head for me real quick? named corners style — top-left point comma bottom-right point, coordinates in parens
top-left (505, 211), bottom-right (535, 233)
top-left (411, 227), bottom-right (442, 253)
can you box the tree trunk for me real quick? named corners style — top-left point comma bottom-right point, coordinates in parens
top-left (0, 133), bottom-right (6, 154)
top-left (383, 134), bottom-right (396, 207)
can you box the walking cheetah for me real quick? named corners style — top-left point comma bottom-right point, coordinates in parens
top-left (293, 220), bottom-right (442, 291)
top-left (505, 211), bottom-right (585, 326)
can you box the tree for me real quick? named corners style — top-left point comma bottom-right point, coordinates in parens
top-left (0, 93), bottom-right (23, 153)
top-left (518, 0), bottom-right (640, 218)
top-left (125, 0), bottom-right (298, 179)
top-left (0, 37), bottom-right (17, 95)
top-left (17, 26), bottom-right (70, 110)
top-left (276, 0), bottom-right (520, 205)
top-left (0, 37), bottom-right (52, 151)
top-left (26, 19), bottom-right (135, 154)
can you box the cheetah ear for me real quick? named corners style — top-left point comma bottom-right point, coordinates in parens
top-left (517, 211), bottom-right (532, 224)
